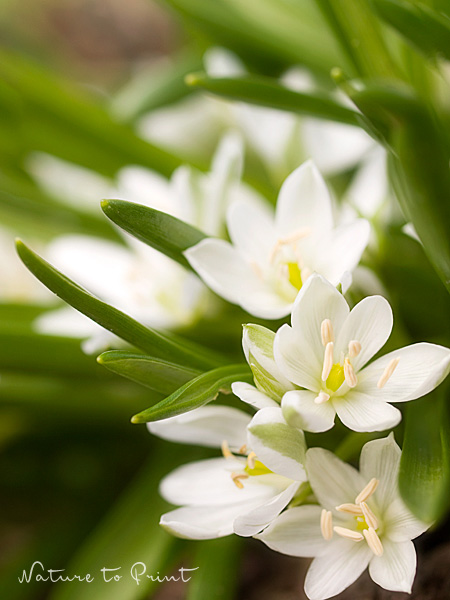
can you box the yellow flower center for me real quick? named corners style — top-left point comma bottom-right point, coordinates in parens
top-left (326, 363), bottom-right (345, 392)
top-left (244, 459), bottom-right (273, 477)
top-left (286, 262), bottom-right (302, 291)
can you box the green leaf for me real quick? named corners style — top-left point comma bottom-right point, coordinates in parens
top-left (131, 364), bottom-right (252, 423)
top-left (372, 0), bottom-right (450, 61)
top-left (399, 391), bottom-right (450, 523)
top-left (101, 199), bottom-right (207, 269)
top-left (15, 240), bottom-right (226, 370)
top-left (98, 351), bottom-right (201, 395)
top-left (185, 73), bottom-right (361, 126)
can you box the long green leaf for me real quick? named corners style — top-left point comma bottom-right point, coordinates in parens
top-left (185, 73), bottom-right (361, 126)
top-left (399, 391), bottom-right (450, 523)
top-left (101, 199), bottom-right (207, 269)
top-left (16, 240), bottom-right (226, 370)
top-left (131, 364), bottom-right (252, 423)
top-left (98, 351), bottom-right (200, 395)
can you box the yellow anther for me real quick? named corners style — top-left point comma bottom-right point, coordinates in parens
top-left (231, 472), bottom-right (249, 489)
top-left (363, 527), bottom-right (384, 556)
top-left (360, 502), bottom-right (378, 530)
top-left (321, 319), bottom-right (334, 346)
top-left (344, 358), bottom-right (358, 388)
top-left (314, 391), bottom-right (330, 405)
top-left (348, 340), bottom-right (361, 358)
top-left (320, 509), bottom-right (333, 540)
top-left (377, 357), bottom-right (400, 389)
top-left (355, 478), bottom-right (379, 504)
top-left (322, 342), bottom-right (334, 381)
top-left (239, 444), bottom-right (248, 455)
top-left (221, 440), bottom-right (233, 459)
top-left (335, 503), bottom-right (363, 516)
top-left (333, 526), bottom-right (364, 542)
top-left (246, 451), bottom-right (257, 470)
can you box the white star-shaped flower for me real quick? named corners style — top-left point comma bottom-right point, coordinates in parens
top-left (257, 434), bottom-right (430, 599)
top-left (185, 160), bottom-right (370, 319)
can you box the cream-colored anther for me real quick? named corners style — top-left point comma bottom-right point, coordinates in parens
top-left (348, 340), bottom-right (362, 358)
top-left (333, 526), bottom-right (364, 542)
top-left (314, 391), bottom-right (330, 405)
top-left (239, 444), bottom-right (248, 455)
top-left (344, 358), bottom-right (358, 388)
top-left (360, 502), bottom-right (378, 530)
top-left (321, 342), bottom-right (334, 381)
top-left (231, 472), bottom-right (248, 489)
top-left (221, 440), bottom-right (233, 459)
top-left (321, 319), bottom-right (334, 346)
top-left (246, 452), bottom-right (257, 470)
top-left (355, 478), bottom-right (379, 504)
top-left (377, 357), bottom-right (400, 389)
top-left (320, 509), bottom-right (333, 540)
top-left (335, 503), bottom-right (363, 515)
top-left (363, 527), bottom-right (384, 556)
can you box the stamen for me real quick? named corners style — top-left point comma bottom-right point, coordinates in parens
top-left (250, 261), bottom-right (263, 279)
top-left (321, 342), bottom-right (334, 381)
top-left (377, 357), bottom-right (400, 389)
top-left (221, 440), bottom-right (233, 459)
top-left (269, 228), bottom-right (311, 263)
top-left (314, 391), bottom-right (330, 405)
top-left (246, 451), bottom-right (257, 470)
top-left (360, 502), bottom-right (378, 530)
top-left (348, 340), bottom-right (361, 358)
top-left (333, 526), bottom-right (364, 542)
top-left (321, 319), bottom-right (334, 346)
top-left (320, 509), bottom-right (333, 540)
top-left (355, 478), bottom-right (379, 504)
top-left (231, 472), bottom-right (249, 489)
top-left (344, 358), bottom-right (358, 388)
top-left (363, 527), bottom-right (384, 556)
top-left (239, 444), bottom-right (248, 455)
top-left (335, 503), bottom-right (363, 515)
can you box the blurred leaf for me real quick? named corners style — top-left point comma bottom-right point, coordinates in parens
top-left (185, 73), bottom-right (361, 126)
top-left (131, 364), bottom-right (252, 423)
top-left (16, 241), bottom-right (226, 370)
top-left (399, 390), bottom-right (450, 522)
top-left (373, 0), bottom-right (450, 61)
top-left (186, 537), bottom-right (243, 600)
top-left (98, 351), bottom-right (200, 395)
top-left (101, 200), bottom-right (207, 269)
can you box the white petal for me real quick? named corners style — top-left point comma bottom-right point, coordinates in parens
top-left (335, 295), bottom-right (393, 372)
top-left (227, 200), bottom-right (276, 265)
top-left (306, 448), bottom-right (365, 511)
top-left (231, 382), bottom-right (279, 410)
top-left (333, 392), bottom-right (402, 433)
top-left (282, 390), bottom-right (336, 433)
top-left (247, 407), bottom-right (307, 481)
top-left (305, 538), bottom-right (372, 600)
top-left (234, 482), bottom-right (299, 537)
top-left (274, 324), bottom-right (321, 391)
top-left (369, 539), bottom-right (417, 593)
top-left (275, 160), bottom-right (333, 237)
top-left (160, 457), bottom-right (281, 507)
top-left (256, 505), bottom-right (327, 556)
top-left (114, 166), bottom-right (173, 211)
top-left (147, 405), bottom-right (251, 450)
top-left (358, 343), bottom-right (450, 403)
top-left (384, 497), bottom-right (430, 542)
top-left (359, 433), bottom-right (401, 513)
top-left (160, 501), bottom-right (259, 540)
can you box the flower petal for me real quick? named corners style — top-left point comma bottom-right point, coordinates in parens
top-left (274, 324), bottom-right (321, 391)
top-left (233, 481), bottom-right (299, 537)
top-left (359, 433), bottom-right (401, 513)
top-left (334, 295), bottom-right (393, 372)
top-left (248, 407), bottom-right (307, 481)
top-left (147, 405), bottom-right (251, 450)
top-left (275, 160), bottom-right (333, 237)
top-left (231, 382), bottom-right (279, 410)
top-left (368, 539), bottom-right (417, 593)
top-left (384, 497), bottom-right (430, 542)
top-left (227, 200), bottom-right (276, 265)
top-left (333, 392), bottom-right (402, 433)
top-left (358, 343), bottom-right (450, 403)
top-left (256, 504), bottom-right (327, 556)
top-left (305, 538), bottom-right (372, 600)
top-left (306, 448), bottom-right (365, 511)
top-left (282, 390), bottom-right (336, 433)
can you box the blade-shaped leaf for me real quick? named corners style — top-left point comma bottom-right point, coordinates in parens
top-left (16, 240), bottom-right (226, 370)
top-left (101, 199), bottom-right (207, 269)
top-left (131, 364), bottom-right (252, 423)
top-left (185, 73), bottom-right (361, 126)
top-left (98, 351), bottom-right (201, 395)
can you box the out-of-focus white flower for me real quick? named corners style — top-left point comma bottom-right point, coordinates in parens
top-left (275, 275), bottom-right (450, 433)
top-left (149, 404), bottom-right (307, 539)
top-left (186, 160), bottom-right (370, 319)
top-left (35, 134), bottom-right (247, 349)
top-left (257, 434), bottom-right (430, 599)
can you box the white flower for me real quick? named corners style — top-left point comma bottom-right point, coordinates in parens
top-left (149, 405), bottom-right (307, 540)
top-left (186, 160), bottom-right (370, 319)
top-left (275, 274), bottom-right (450, 433)
top-left (257, 434), bottom-right (430, 599)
